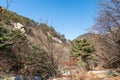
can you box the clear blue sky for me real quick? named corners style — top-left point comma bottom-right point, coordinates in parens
top-left (0, 0), bottom-right (97, 40)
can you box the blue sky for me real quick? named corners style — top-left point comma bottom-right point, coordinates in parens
top-left (0, 0), bottom-right (97, 40)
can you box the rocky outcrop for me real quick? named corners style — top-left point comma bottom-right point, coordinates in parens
top-left (47, 32), bottom-right (62, 43)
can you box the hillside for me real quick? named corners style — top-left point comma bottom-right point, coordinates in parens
top-left (0, 9), bottom-right (71, 79)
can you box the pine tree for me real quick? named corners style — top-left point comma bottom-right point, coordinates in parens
top-left (0, 27), bottom-right (13, 49)
top-left (71, 38), bottom-right (95, 70)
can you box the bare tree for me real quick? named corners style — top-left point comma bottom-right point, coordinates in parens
top-left (92, 0), bottom-right (120, 68)
top-left (6, 0), bottom-right (13, 10)
top-left (27, 25), bottom-right (66, 78)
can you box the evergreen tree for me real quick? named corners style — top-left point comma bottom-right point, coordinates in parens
top-left (0, 26), bottom-right (13, 50)
top-left (71, 38), bottom-right (95, 70)
top-left (0, 26), bottom-right (29, 73)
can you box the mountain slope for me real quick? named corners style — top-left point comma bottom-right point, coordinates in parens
top-left (0, 9), bottom-right (71, 78)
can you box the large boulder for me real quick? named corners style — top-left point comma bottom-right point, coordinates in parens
top-left (103, 75), bottom-right (120, 80)
top-left (85, 70), bottom-right (108, 80)
top-left (3, 77), bottom-right (16, 80)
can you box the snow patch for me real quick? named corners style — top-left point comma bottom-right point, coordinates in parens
top-left (13, 22), bottom-right (25, 33)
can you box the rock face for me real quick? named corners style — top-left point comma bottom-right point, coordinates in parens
top-left (47, 32), bottom-right (62, 43)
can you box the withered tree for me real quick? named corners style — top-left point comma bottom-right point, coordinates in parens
top-left (93, 0), bottom-right (120, 68)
